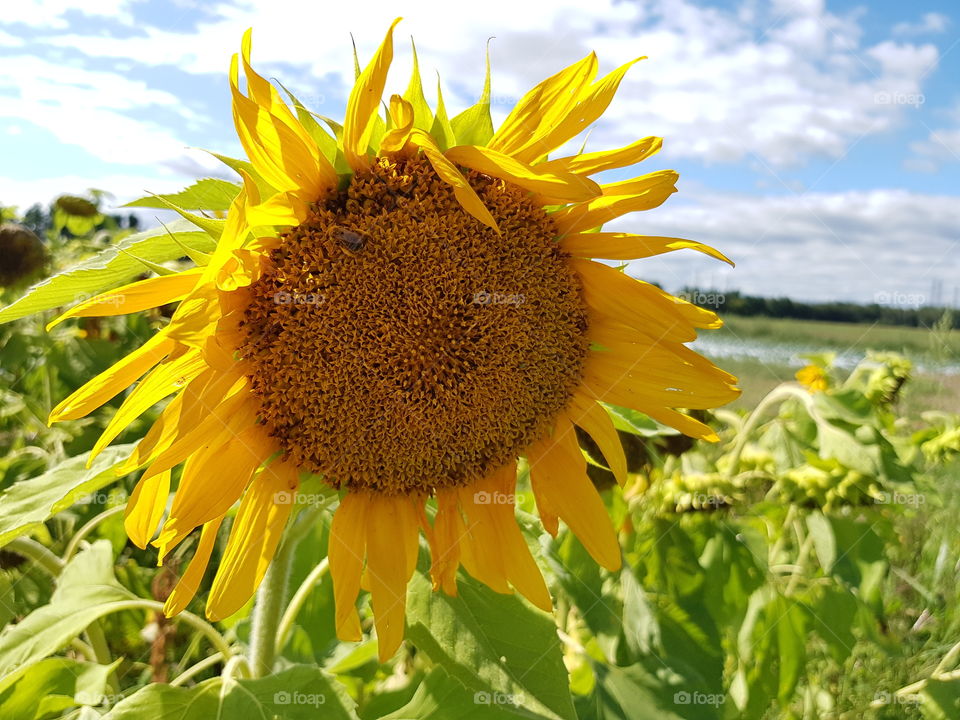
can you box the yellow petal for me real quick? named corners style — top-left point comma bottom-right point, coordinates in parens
top-left (551, 170), bottom-right (679, 235)
top-left (427, 489), bottom-right (462, 596)
top-left (480, 463), bottom-right (552, 611)
top-left (571, 258), bottom-right (698, 343)
top-left (380, 95), bottom-right (415, 154)
top-left (408, 129), bottom-right (500, 233)
top-left (163, 517), bottom-right (223, 616)
top-left (206, 459), bottom-right (299, 621)
top-left (516, 57), bottom-right (645, 164)
top-left (124, 468), bottom-right (171, 549)
top-left (155, 424), bottom-right (276, 556)
top-left (583, 344), bottom-right (741, 410)
top-left (527, 419), bottom-right (621, 571)
top-left (139, 391), bottom-right (260, 485)
top-left (50, 333), bottom-right (173, 423)
top-left (444, 145), bottom-right (599, 202)
top-left (560, 231), bottom-right (733, 266)
top-left (488, 53), bottom-right (598, 159)
top-left (230, 55), bottom-right (335, 200)
top-left (566, 393), bottom-right (627, 486)
top-left (329, 491), bottom-right (369, 642)
top-left (46, 270), bottom-right (203, 330)
top-left (89, 349), bottom-right (207, 464)
top-left (538, 136), bottom-right (662, 176)
top-left (343, 18), bottom-right (402, 171)
top-left (365, 493), bottom-right (418, 662)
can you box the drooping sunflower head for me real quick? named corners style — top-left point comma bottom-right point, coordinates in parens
top-left (49, 18), bottom-right (739, 662)
top-left (0, 223), bottom-right (48, 288)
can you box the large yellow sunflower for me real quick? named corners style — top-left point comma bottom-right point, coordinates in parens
top-left (48, 19), bottom-right (739, 662)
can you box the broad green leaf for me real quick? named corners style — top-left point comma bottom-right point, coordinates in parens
top-left (132, 195), bottom-right (224, 240)
top-left (102, 665), bottom-right (359, 720)
top-left (451, 42), bottom-right (495, 147)
top-left (406, 569), bottom-right (576, 720)
top-left (549, 532), bottom-right (622, 659)
top-left (0, 657), bottom-right (120, 720)
top-left (0, 542), bottom-right (135, 684)
top-left (920, 676), bottom-right (960, 720)
top-left (0, 222), bottom-right (214, 324)
top-left (774, 597), bottom-right (807, 703)
top-left (604, 404), bottom-right (675, 437)
top-left (577, 662), bottom-right (723, 720)
top-left (382, 666), bottom-right (529, 719)
top-left (805, 511), bottom-right (836, 571)
top-left (124, 179), bottom-right (240, 212)
top-left (0, 444), bottom-right (135, 547)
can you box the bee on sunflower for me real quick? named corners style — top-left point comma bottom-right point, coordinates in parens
top-left (46, 18), bottom-right (739, 662)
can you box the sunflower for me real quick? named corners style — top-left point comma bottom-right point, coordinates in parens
top-left (48, 18), bottom-right (740, 662)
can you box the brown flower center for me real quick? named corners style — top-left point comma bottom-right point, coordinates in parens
top-left (239, 156), bottom-right (588, 494)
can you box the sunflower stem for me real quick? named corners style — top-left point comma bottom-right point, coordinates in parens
top-left (248, 506), bottom-right (322, 678)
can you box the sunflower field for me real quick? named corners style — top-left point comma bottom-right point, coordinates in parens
top-left (2, 20), bottom-right (960, 720)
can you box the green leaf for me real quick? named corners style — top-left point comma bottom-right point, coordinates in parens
top-left (132, 195), bottom-right (224, 240)
top-left (0, 657), bottom-right (121, 720)
top-left (0, 444), bottom-right (135, 547)
top-left (578, 662), bottom-right (723, 720)
top-left (604, 404), bottom-right (675, 437)
top-left (0, 542), bottom-right (135, 684)
top-left (0, 221), bottom-right (214, 324)
top-left (549, 532), bottom-right (622, 659)
top-left (920, 676), bottom-right (960, 720)
top-left (382, 666), bottom-right (531, 719)
top-left (451, 41), bottom-right (495, 147)
top-left (406, 569), bottom-right (576, 720)
top-left (102, 665), bottom-right (359, 720)
top-left (124, 179), bottom-right (240, 212)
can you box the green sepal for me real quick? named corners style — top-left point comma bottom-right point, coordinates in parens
top-left (451, 39), bottom-right (495, 146)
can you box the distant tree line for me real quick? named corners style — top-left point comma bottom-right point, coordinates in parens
top-left (678, 287), bottom-right (959, 330)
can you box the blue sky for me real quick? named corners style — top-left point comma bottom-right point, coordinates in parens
top-left (1, 0), bottom-right (958, 304)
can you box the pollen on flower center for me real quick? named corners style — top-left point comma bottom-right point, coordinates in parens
top-left (239, 156), bottom-right (589, 495)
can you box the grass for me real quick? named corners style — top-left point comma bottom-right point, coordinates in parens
top-left (701, 315), bottom-right (960, 416)
top-left (716, 314), bottom-right (960, 362)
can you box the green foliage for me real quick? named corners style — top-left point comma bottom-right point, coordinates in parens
top-left (0, 199), bottom-right (958, 719)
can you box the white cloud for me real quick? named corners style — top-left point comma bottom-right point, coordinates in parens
top-left (32, 0), bottom-right (940, 167)
top-left (3, 0), bottom-right (139, 29)
top-left (893, 12), bottom-right (950, 37)
top-left (620, 187), bottom-right (960, 303)
top-left (0, 55), bottom-right (211, 167)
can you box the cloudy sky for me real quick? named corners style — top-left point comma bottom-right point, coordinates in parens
top-left (1, 0), bottom-right (958, 304)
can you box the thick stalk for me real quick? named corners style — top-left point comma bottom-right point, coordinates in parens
top-left (248, 505), bottom-right (325, 678)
